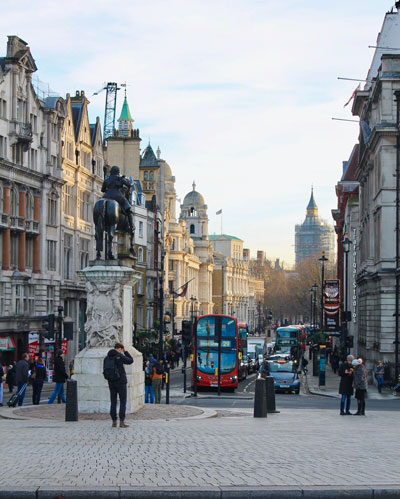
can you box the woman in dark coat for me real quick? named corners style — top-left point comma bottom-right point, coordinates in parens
top-left (338, 354), bottom-right (354, 415)
top-left (353, 358), bottom-right (368, 416)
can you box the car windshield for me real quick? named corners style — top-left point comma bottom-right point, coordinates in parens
top-left (268, 362), bottom-right (296, 373)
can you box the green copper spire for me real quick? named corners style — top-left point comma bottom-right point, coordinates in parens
top-left (118, 96), bottom-right (133, 122)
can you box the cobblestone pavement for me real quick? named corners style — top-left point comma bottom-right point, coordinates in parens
top-left (11, 404), bottom-right (204, 421)
top-left (0, 407), bottom-right (399, 490)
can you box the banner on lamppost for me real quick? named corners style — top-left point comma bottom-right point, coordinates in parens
top-left (323, 279), bottom-right (340, 331)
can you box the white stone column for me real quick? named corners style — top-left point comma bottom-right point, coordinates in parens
top-left (73, 263), bottom-right (144, 413)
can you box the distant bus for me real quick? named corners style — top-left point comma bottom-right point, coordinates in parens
top-left (192, 314), bottom-right (239, 390)
top-left (275, 326), bottom-right (301, 362)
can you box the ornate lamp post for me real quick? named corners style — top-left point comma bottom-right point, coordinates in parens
top-left (342, 233), bottom-right (352, 358)
top-left (318, 252), bottom-right (328, 386)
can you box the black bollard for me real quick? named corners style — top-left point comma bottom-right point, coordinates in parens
top-left (265, 376), bottom-right (280, 413)
top-left (65, 379), bottom-right (78, 422)
top-left (253, 377), bottom-right (267, 418)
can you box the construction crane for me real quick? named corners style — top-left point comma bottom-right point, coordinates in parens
top-left (91, 82), bottom-right (126, 142)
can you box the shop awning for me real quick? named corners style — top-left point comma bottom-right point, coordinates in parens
top-left (0, 336), bottom-right (16, 351)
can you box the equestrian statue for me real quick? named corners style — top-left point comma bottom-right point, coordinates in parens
top-left (93, 165), bottom-right (135, 260)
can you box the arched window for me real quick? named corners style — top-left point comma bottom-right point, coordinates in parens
top-left (138, 247), bottom-right (143, 263)
top-left (10, 187), bottom-right (18, 216)
top-left (150, 171), bottom-right (154, 180)
top-left (26, 191), bottom-right (34, 220)
top-left (190, 224), bottom-right (195, 234)
top-left (144, 171), bottom-right (148, 180)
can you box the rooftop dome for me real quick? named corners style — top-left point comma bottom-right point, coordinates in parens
top-left (182, 181), bottom-right (205, 207)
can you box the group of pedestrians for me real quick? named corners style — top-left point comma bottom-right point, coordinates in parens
top-left (339, 354), bottom-right (368, 415)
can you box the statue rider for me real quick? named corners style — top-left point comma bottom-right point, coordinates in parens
top-left (101, 165), bottom-right (135, 234)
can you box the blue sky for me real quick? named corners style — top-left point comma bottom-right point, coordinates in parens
top-left (1, 0), bottom-right (396, 265)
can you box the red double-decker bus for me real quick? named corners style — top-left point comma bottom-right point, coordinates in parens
top-left (192, 314), bottom-right (239, 390)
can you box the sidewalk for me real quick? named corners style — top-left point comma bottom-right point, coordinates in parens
top-left (305, 357), bottom-right (398, 400)
top-left (1, 404), bottom-right (400, 496)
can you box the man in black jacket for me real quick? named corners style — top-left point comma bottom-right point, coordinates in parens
top-left (48, 350), bottom-right (68, 404)
top-left (15, 353), bottom-right (29, 406)
top-left (105, 342), bottom-right (133, 428)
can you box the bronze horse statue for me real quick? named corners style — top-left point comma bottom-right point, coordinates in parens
top-left (93, 177), bottom-right (135, 260)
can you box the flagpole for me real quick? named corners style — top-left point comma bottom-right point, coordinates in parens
top-left (221, 212), bottom-right (223, 235)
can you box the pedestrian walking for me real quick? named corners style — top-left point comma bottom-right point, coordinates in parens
top-left (301, 356), bottom-right (309, 374)
top-left (103, 342), bottom-right (133, 428)
top-left (48, 350), bottom-right (68, 404)
top-left (15, 353), bottom-right (29, 406)
top-left (144, 360), bottom-right (154, 404)
top-left (374, 361), bottom-right (385, 393)
top-left (31, 356), bottom-right (47, 405)
top-left (6, 363), bottom-right (16, 393)
top-left (338, 354), bottom-right (354, 415)
top-left (353, 358), bottom-right (368, 416)
top-left (0, 364), bottom-right (4, 406)
top-left (331, 351), bottom-right (339, 374)
top-left (152, 359), bottom-right (163, 404)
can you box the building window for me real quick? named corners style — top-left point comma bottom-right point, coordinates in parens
top-left (47, 193), bottom-right (57, 226)
top-left (24, 284), bottom-right (34, 315)
top-left (47, 240), bottom-right (57, 271)
top-left (63, 184), bottom-right (73, 216)
top-left (169, 280), bottom-right (174, 293)
top-left (14, 284), bottom-right (22, 315)
top-left (137, 275), bottom-right (143, 294)
top-left (79, 190), bottom-right (90, 221)
top-left (47, 286), bottom-right (55, 314)
top-left (190, 224), bottom-right (195, 234)
top-left (144, 171), bottom-right (148, 180)
top-left (10, 234), bottom-right (18, 269)
top-left (80, 237), bottom-right (89, 269)
top-left (26, 193), bottom-right (34, 220)
top-left (139, 221), bottom-right (143, 238)
top-left (26, 238), bottom-right (33, 269)
top-left (67, 141), bottom-right (74, 161)
top-left (82, 151), bottom-right (91, 169)
top-left (150, 171), bottom-right (154, 180)
top-left (0, 98), bottom-right (7, 119)
top-left (14, 143), bottom-right (24, 165)
top-left (168, 260), bottom-right (174, 271)
top-left (10, 188), bottom-right (18, 216)
top-left (138, 247), bottom-right (143, 263)
top-left (64, 233), bottom-right (73, 279)
top-left (0, 135), bottom-right (7, 159)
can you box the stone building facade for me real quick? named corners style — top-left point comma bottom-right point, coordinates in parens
top-left (350, 27), bottom-right (400, 367)
top-left (0, 36), bottom-right (66, 364)
top-left (210, 234), bottom-right (249, 324)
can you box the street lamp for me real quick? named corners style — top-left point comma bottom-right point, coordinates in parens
top-left (191, 296), bottom-right (197, 396)
top-left (342, 233), bottom-right (353, 358)
top-left (319, 252), bottom-right (328, 333)
top-left (318, 252), bottom-right (328, 387)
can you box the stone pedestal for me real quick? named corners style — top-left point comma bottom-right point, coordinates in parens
top-left (74, 261), bottom-right (144, 413)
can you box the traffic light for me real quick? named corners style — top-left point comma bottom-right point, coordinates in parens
top-left (41, 314), bottom-right (55, 340)
top-left (63, 321), bottom-right (74, 341)
top-left (182, 320), bottom-right (192, 346)
top-left (346, 336), bottom-right (354, 349)
top-left (267, 310), bottom-right (273, 320)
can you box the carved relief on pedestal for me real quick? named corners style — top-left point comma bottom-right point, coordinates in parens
top-left (85, 281), bottom-right (124, 347)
